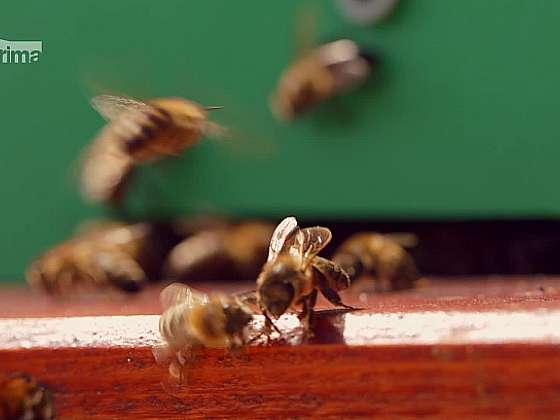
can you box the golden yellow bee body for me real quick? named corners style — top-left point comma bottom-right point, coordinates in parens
top-left (271, 39), bottom-right (374, 120)
top-left (81, 95), bottom-right (222, 204)
top-left (157, 284), bottom-right (254, 380)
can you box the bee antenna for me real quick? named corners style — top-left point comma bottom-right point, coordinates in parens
top-left (204, 106), bottom-right (224, 111)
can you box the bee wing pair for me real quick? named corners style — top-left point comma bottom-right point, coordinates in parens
top-left (91, 94), bottom-right (219, 132)
top-left (91, 94), bottom-right (153, 122)
top-left (267, 216), bottom-right (332, 270)
top-left (159, 283), bottom-right (210, 311)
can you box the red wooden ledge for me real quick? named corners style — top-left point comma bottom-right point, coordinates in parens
top-left (1, 277), bottom-right (560, 417)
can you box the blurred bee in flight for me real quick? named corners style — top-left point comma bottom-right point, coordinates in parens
top-left (155, 283), bottom-right (256, 381)
top-left (332, 232), bottom-right (421, 292)
top-left (0, 373), bottom-right (53, 420)
top-left (257, 217), bottom-right (355, 332)
top-left (164, 220), bottom-right (275, 282)
top-left (270, 5), bottom-right (377, 120)
top-left (26, 221), bottom-right (179, 294)
top-left (81, 94), bottom-right (224, 205)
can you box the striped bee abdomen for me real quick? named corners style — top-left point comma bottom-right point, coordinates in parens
top-left (114, 107), bottom-right (171, 161)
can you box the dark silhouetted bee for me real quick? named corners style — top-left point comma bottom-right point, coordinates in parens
top-left (332, 232), bottom-right (420, 292)
top-left (164, 220), bottom-right (275, 281)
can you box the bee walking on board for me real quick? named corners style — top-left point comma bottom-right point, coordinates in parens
top-left (256, 217), bottom-right (355, 332)
top-left (26, 221), bottom-right (177, 294)
top-left (156, 283), bottom-right (256, 381)
top-left (332, 232), bottom-right (420, 292)
top-left (164, 220), bottom-right (275, 281)
top-left (81, 94), bottom-right (224, 205)
top-left (0, 373), bottom-right (53, 420)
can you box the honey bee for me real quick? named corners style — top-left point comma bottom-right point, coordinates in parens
top-left (81, 94), bottom-right (224, 204)
top-left (164, 220), bottom-right (275, 281)
top-left (156, 283), bottom-right (255, 380)
top-left (0, 373), bottom-right (53, 420)
top-left (332, 232), bottom-right (420, 292)
top-left (26, 221), bottom-right (177, 294)
top-left (256, 217), bottom-right (354, 331)
top-left (270, 38), bottom-right (376, 121)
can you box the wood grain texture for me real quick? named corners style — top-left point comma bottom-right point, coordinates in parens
top-left (1, 277), bottom-right (560, 418)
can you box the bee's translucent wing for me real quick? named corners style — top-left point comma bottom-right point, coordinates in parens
top-left (160, 283), bottom-right (209, 310)
top-left (201, 120), bottom-right (228, 138)
top-left (79, 137), bottom-right (134, 204)
top-left (267, 216), bottom-right (299, 262)
top-left (295, 2), bottom-right (320, 57)
top-left (292, 226), bottom-right (332, 268)
top-left (91, 94), bottom-right (154, 121)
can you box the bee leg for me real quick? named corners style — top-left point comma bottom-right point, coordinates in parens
top-left (319, 285), bottom-right (359, 310)
top-left (246, 332), bottom-right (265, 345)
top-left (169, 347), bottom-right (195, 385)
top-left (228, 333), bottom-right (245, 352)
top-left (168, 358), bottom-right (184, 384)
top-left (299, 289), bottom-right (318, 336)
top-left (262, 310), bottom-right (282, 338)
top-left (228, 335), bottom-right (248, 362)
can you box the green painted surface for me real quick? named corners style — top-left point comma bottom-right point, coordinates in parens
top-left (1, 1), bottom-right (559, 280)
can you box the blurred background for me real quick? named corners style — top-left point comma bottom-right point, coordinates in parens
top-left (2, 0), bottom-right (560, 282)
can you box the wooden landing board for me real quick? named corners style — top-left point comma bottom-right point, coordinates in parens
top-left (1, 277), bottom-right (560, 417)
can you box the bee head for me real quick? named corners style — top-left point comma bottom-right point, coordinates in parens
top-left (258, 260), bottom-right (298, 318)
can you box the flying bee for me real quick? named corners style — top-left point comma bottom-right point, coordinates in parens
top-left (81, 94), bottom-right (224, 204)
top-left (0, 373), bottom-right (53, 420)
top-left (271, 39), bottom-right (376, 121)
top-left (164, 220), bottom-right (275, 281)
top-left (332, 232), bottom-right (420, 292)
top-left (256, 217), bottom-right (354, 332)
top-left (26, 221), bottom-right (178, 294)
top-left (155, 283), bottom-right (255, 381)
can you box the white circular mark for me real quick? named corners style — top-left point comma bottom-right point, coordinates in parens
top-left (336, 0), bottom-right (400, 25)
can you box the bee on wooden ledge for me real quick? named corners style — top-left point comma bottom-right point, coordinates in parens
top-left (256, 216), bottom-right (356, 334)
top-left (155, 283), bottom-right (260, 382)
top-left (26, 221), bottom-right (179, 295)
top-left (163, 220), bottom-right (275, 282)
